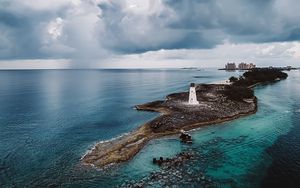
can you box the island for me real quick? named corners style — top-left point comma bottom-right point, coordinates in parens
top-left (81, 69), bottom-right (288, 168)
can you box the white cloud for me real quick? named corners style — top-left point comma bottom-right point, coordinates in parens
top-left (1, 0), bottom-right (300, 68)
top-left (261, 46), bottom-right (275, 55)
top-left (14, 0), bottom-right (76, 11)
top-left (47, 17), bottom-right (64, 40)
top-left (287, 42), bottom-right (300, 58)
top-left (87, 42), bottom-right (300, 69)
top-left (1, 41), bottom-right (299, 69)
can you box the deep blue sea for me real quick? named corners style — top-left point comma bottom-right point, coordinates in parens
top-left (0, 69), bottom-right (299, 187)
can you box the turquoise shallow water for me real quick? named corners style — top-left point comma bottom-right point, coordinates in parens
top-left (0, 69), bottom-right (299, 187)
top-left (116, 72), bottom-right (299, 188)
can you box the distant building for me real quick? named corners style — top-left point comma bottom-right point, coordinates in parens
top-left (188, 83), bottom-right (199, 105)
top-left (238, 62), bottom-right (248, 70)
top-left (225, 63), bottom-right (236, 70)
top-left (237, 62), bottom-right (256, 70)
top-left (224, 62), bottom-right (256, 70)
top-left (249, 63), bottom-right (256, 69)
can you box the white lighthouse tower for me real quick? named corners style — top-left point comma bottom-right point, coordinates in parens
top-left (188, 83), bottom-right (199, 105)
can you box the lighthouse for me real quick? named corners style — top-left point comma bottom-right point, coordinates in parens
top-left (188, 83), bottom-right (199, 105)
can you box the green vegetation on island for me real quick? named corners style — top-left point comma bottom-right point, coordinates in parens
top-left (229, 68), bottom-right (288, 87)
top-left (225, 68), bottom-right (288, 101)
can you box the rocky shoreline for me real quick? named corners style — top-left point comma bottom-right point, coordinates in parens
top-left (116, 135), bottom-right (249, 188)
top-left (116, 150), bottom-right (218, 188)
top-left (81, 83), bottom-right (257, 168)
top-left (81, 69), bottom-right (288, 169)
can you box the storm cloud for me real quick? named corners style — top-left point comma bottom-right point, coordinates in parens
top-left (1, 0), bottom-right (300, 60)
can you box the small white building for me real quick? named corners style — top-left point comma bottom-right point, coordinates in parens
top-left (188, 83), bottom-right (199, 105)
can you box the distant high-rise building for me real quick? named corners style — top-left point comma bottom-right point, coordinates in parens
top-left (238, 62), bottom-right (248, 70)
top-left (249, 63), bottom-right (256, 69)
top-left (237, 62), bottom-right (256, 70)
top-left (225, 63), bottom-right (236, 70)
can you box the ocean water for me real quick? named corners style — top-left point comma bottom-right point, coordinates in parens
top-left (0, 69), bottom-right (299, 187)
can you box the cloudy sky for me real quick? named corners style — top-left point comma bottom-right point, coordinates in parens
top-left (0, 0), bottom-right (300, 69)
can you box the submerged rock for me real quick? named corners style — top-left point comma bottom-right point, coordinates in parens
top-left (82, 69), bottom-right (288, 168)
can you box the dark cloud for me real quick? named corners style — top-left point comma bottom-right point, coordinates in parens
top-left (1, 0), bottom-right (300, 59)
top-left (0, 11), bottom-right (42, 59)
top-left (0, 4), bottom-right (64, 59)
top-left (163, 0), bottom-right (276, 41)
top-left (95, 0), bottom-right (300, 54)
